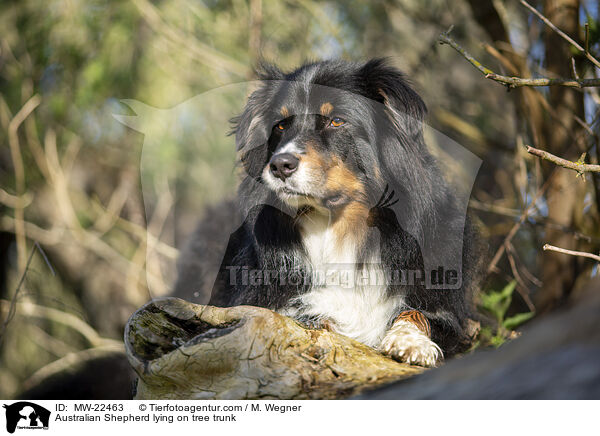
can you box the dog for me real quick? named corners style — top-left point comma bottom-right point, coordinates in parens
top-left (174, 59), bottom-right (480, 367)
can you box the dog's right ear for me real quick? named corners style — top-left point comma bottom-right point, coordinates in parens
top-left (232, 62), bottom-right (283, 153)
top-left (232, 97), bottom-right (269, 179)
top-left (232, 104), bottom-right (268, 153)
top-left (232, 93), bottom-right (270, 179)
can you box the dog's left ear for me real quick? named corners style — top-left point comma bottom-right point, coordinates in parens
top-left (359, 58), bottom-right (427, 141)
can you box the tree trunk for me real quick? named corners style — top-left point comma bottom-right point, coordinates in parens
top-left (538, 0), bottom-right (586, 311)
top-left (124, 298), bottom-right (423, 399)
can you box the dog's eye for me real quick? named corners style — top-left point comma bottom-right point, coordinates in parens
top-left (329, 117), bottom-right (345, 127)
top-left (276, 122), bottom-right (286, 131)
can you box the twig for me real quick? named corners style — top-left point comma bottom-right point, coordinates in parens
top-left (0, 243), bottom-right (38, 345)
top-left (519, 0), bottom-right (600, 70)
top-left (487, 174), bottom-right (553, 274)
top-left (571, 58), bottom-right (579, 80)
top-left (526, 146), bottom-right (600, 174)
top-left (585, 22), bottom-right (590, 54)
top-left (505, 242), bottom-right (536, 312)
top-left (438, 28), bottom-right (600, 88)
top-left (542, 244), bottom-right (600, 262)
top-left (506, 242), bottom-right (542, 288)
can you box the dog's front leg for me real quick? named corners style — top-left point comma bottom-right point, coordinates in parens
top-left (379, 310), bottom-right (443, 367)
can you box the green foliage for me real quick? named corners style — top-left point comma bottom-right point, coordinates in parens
top-left (503, 311), bottom-right (535, 331)
top-left (477, 281), bottom-right (535, 347)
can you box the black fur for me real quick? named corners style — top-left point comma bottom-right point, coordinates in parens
top-left (174, 59), bottom-right (480, 356)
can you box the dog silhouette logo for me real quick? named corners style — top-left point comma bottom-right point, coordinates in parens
top-left (3, 402), bottom-right (50, 433)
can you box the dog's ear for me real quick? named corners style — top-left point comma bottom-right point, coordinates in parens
top-left (359, 59), bottom-right (435, 241)
top-left (232, 62), bottom-right (284, 153)
top-left (232, 97), bottom-right (269, 178)
top-left (232, 63), bottom-right (285, 178)
top-left (231, 105), bottom-right (267, 152)
top-left (358, 58), bottom-right (426, 142)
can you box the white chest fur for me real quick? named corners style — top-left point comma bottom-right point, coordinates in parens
top-left (281, 213), bottom-right (403, 347)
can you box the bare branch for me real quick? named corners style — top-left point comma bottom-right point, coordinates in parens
top-left (438, 28), bottom-right (600, 88)
top-left (542, 244), bottom-right (600, 263)
top-left (519, 0), bottom-right (600, 70)
top-left (526, 146), bottom-right (600, 174)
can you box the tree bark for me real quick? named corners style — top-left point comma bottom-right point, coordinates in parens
top-left (538, 0), bottom-right (586, 311)
top-left (124, 298), bottom-right (423, 400)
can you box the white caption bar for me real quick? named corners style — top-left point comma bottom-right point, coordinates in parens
top-left (0, 400), bottom-right (598, 435)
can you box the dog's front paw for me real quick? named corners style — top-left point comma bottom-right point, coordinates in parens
top-left (379, 320), bottom-right (443, 367)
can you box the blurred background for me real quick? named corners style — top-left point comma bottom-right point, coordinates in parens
top-left (1, 0), bottom-right (599, 399)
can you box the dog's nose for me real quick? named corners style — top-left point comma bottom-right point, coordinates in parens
top-left (269, 153), bottom-right (299, 181)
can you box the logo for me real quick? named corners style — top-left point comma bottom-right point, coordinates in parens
top-left (3, 402), bottom-right (50, 433)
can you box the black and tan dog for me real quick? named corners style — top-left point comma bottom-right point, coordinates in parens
top-left (175, 59), bottom-right (480, 367)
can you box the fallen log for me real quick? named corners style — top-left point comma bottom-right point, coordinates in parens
top-left (125, 297), bottom-right (423, 399)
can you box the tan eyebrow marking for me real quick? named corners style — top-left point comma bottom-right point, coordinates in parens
top-left (320, 102), bottom-right (334, 116)
top-left (280, 106), bottom-right (289, 117)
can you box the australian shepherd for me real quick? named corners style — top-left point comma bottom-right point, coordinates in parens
top-left (174, 59), bottom-right (480, 367)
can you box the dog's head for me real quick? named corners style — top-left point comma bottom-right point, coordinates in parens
top-left (235, 59), bottom-right (435, 225)
top-left (232, 59), bottom-right (470, 289)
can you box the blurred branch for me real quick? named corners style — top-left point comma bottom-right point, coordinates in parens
top-left (0, 216), bottom-right (65, 245)
top-left (526, 146), bottom-right (600, 174)
top-left (470, 199), bottom-right (599, 243)
top-left (487, 175), bottom-right (553, 274)
top-left (519, 0), bottom-right (600, 70)
top-left (28, 324), bottom-right (77, 357)
top-left (438, 28), bottom-right (600, 88)
top-left (0, 188), bottom-right (32, 209)
top-left (249, 0), bottom-right (262, 64)
top-left (44, 129), bottom-right (80, 228)
top-left (0, 299), bottom-right (106, 347)
top-left (24, 111), bottom-right (50, 180)
top-left (89, 199), bottom-right (178, 260)
top-left (470, 199), bottom-right (521, 217)
top-left (132, 0), bottom-right (248, 77)
top-left (43, 129), bottom-right (165, 300)
top-left (542, 244), bottom-right (600, 263)
top-left (7, 94), bottom-right (41, 272)
top-left (0, 215), bottom-right (167, 300)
